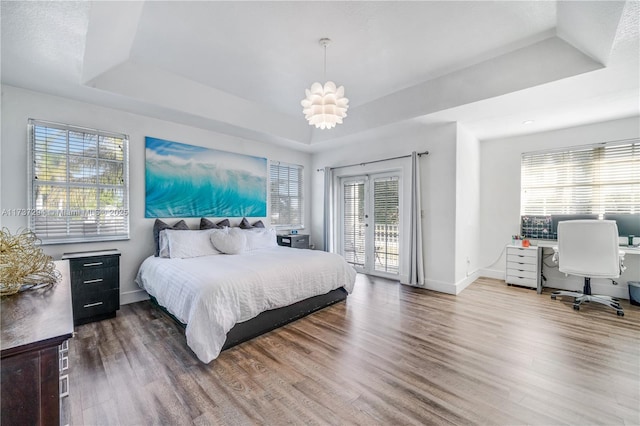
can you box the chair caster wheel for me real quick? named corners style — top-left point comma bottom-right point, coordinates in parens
top-left (551, 295), bottom-right (556, 300)
top-left (617, 311), bottom-right (624, 317)
top-left (573, 305), bottom-right (580, 311)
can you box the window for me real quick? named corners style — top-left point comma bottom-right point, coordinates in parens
top-left (28, 119), bottom-right (129, 244)
top-left (270, 161), bottom-right (303, 229)
top-left (521, 139), bottom-right (640, 215)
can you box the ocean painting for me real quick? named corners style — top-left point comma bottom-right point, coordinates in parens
top-left (145, 137), bottom-right (267, 218)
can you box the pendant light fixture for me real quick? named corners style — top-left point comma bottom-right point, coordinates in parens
top-left (301, 38), bottom-right (349, 130)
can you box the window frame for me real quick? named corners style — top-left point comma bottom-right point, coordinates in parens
top-left (27, 119), bottom-right (130, 244)
top-left (520, 139), bottom-right (640, 216)
top-left (269, 161), bottom-right (304, 230)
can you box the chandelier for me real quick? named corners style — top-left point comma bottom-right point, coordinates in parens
top-left (301, 38), bottom-right (349, 130)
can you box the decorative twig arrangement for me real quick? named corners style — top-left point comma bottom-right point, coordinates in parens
top-left (0, 228), bottom-right (60, 296)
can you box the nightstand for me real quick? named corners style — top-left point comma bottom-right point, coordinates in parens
top-left (62, 249), bottom-right (121, 325)
top-left (277, 234), bottom-right (309, 249)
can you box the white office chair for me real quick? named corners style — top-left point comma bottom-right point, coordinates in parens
top-left (551, 220), bottom-right (626, 316)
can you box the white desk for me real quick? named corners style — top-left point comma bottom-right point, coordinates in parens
top-left (533, 240), bottom-right (640, 255)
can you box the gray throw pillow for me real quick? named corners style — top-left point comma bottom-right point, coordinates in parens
top-left (153, 219), bottom-right (189, 256)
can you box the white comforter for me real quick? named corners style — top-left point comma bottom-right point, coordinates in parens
top-left (135, 246), bottom-right (356, 363)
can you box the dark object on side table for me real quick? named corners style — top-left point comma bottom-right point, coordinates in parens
top-left (277, 234), bottom-right (310, 249)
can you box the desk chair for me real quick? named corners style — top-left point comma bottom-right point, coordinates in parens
top-left (551, 220), bottom-right (626, 316)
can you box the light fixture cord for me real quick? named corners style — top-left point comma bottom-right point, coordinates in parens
top-left (323, 43), bottom-right (327, 81)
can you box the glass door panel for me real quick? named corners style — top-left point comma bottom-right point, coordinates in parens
top-left (342, 179), bottom-right (366, 269)
top-left (373, 177), bottom-right (399, 274)
top-left (340, 173), bottom-right (400, 276)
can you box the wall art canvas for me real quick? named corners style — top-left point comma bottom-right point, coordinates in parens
top-left (145, 137), bottom-right (267, 218)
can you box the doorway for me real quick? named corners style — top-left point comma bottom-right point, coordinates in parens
top-left (339, 172), bottom-right (400, 277)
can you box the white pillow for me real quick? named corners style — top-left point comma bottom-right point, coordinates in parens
top-left (158, 229), bottom-right (170, 258)
top-left (243, 228), bottom-right (277, 251)
top-left (210, 227), bottom-right (247, 254)
top-left (164, 229), bottom-right (220, 259)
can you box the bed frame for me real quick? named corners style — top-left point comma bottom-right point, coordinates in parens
top-left (150, 287), bottom-right (348, 352)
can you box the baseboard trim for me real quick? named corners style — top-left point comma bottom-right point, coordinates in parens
top-left (455, 271), bottom-right (480, 294)
top-left (120, 289), bottom-right (149, 305)
top-left (479, 268), bottom-right (505, 280)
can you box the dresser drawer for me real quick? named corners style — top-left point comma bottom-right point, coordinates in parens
top-left (506, 253), bottom-right (538, 264)
top-left (72, 289), bottom-right (119, 321)
top-left (506, 268), bottom-right (538, 280)
top-left (506, 247), bottom-right (538, 258)
top-left (506, 260), bottom-right (538, 272)
top-left (69, 256), bottom-right (119, 270)
top-left (291, 235), bottom-right (309, 249)
top-left (70, 266), bottom-right (119, 294)
top-left (506, 276), bottom-right (537, 288)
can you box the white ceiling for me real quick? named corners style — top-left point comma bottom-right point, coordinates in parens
top-left (2, 1), bottom-right (638, 152)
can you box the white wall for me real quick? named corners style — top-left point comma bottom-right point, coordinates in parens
top-left (1, 85), bottom-right (311, 304)
top-left (455, 123), bottom-right (481, 289)
top-left (479, 116), bottom-right (640, 299)
top-left (310, 122), bottom-right (463, 293)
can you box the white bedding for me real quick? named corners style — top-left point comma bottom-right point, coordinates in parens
top-left (135, 246), bottom-right (356, 363)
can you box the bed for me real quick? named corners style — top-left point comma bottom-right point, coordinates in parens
top-left (135, 225), bottom-right (356, 363)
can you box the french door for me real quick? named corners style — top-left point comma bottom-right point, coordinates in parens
top-left (339, 172), bottom-right (400, 276)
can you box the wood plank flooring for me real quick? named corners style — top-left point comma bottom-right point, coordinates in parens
top-left (65, 276), bottom-right (640, 425)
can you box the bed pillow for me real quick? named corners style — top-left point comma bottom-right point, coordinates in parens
top-left (210, 227), bottom-right (246, 255)
top-left (239, 217), bottom-right (253, 229)
top-left (158, 230), bottom-right (171, 258)
top-left (216, 218), bottom-right (231, 228)
top-left (244, 228), bottom-right (277, 251)
top-left (239, 218), bottom-right (266, 229)
top-left (153, 219), bottom-right (189, 256)
top-left (200, 218), bottom-right (223, 230)
top-left (164, 229), bottom-right (220, 259)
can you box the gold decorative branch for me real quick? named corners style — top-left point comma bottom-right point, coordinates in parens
top-left (0, 228), bottom-right (60, 296)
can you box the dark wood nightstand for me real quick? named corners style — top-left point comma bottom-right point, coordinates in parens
top-left (62, 249), bottom-right (121, 325)
top-left (277, 234), bottom-right (309, 249)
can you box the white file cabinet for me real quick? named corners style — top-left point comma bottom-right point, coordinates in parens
top-left (505, 245), bottom-right (542, 293)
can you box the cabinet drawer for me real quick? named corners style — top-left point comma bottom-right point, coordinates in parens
top-left (506, 253), bottom-right (538, 264)
top-left (72, 289), bottom-right (119, 321)
top-left (506, 247), bottom-right (538, 258)
top-left (71, 266), bottom-right (118, 294)
top-left (506, 261), bottom-right (537, 272)
top-left (506, 276), bottom-right (537, 288)
top-left (69, 256), bottom-right (119, 270)
top-left (291, 236), bottom-right (309, 249)
top-left (506, 268), bottom-right (537, 280)
top-left (278, 237), bottom-right (292, 246)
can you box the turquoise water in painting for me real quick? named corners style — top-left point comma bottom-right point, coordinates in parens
top-left (145, 137), bottom-right (267, 218)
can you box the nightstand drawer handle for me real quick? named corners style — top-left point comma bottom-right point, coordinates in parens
top-left (83, 262), bottom-right (103, 267)
top-left (83, 278), bottom-right (103, 284)
top-left (83, 301), bottom-right (103, 308)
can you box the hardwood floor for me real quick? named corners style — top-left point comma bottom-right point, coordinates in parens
top-left (65, 276), bottom-right (640, 425)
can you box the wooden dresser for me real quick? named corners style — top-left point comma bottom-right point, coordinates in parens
top-left (1, 260), bottom-right (74, 426)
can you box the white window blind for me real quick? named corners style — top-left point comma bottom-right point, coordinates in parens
top-left (28, 119), bottom-right (130, 244)
top-left (521, 139), bottom-right (640, 215)
top-left (269, 161), bottom-right (303, 228)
